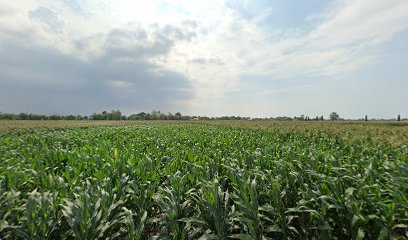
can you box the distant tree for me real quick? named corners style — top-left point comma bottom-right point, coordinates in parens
top-left (110, 110), bottom-right (122, 120)
top-left (397, 114), bottom-right (401, 121)
top-left (49, 115), bottom-right (62, 120)
top-left (329, 112), bottom-right (340, 121)
top-left (144, 113), bottom-right (152, 120)
top-left (65, 115), bottom-right (76, 120)
top-left (320, 116), bottom-right (324, 121)
top-left (131, 112), bottom-right (147, 120)
top-left (18, 113), bottom-right (28, 120)
top-left (275, 116), bottom-right (292, 121)
top-left (127, 114), bottom-right (137, 120)
top-left (0, 113), bottom-right (16, 120)
top-left (28, 114), bottom-right (48, 120)
top-left (91, 113), bottom-right (103, 120)
top-left (158, 112), bottom-right (166, 120)
top-left (365, 115), bottom-right (368, 122)
top-left (99, 111), bottom-right (108, 120)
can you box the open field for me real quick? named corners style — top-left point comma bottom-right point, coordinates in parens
top-left (1, 120), bottom-right (407, 147)
top-left (1, 121), bottom-right (407, 239)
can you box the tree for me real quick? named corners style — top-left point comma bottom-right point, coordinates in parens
top-left (329, 112), bottom-right (340, 121)
top-left (110, 110), bottom-right (122, 120)
top-left (65, 115), bottom-right (76, 120)
top-left (397, 114), bottom-right (401, 121)
top-left (19, 113), bottom-right (28, 120)
top-left (90, 113), bottom-right (102, 120)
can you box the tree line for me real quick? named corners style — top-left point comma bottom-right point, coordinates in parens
top-left (0, 110), bottom-right (404, 121)
top-left (0, 110), bottom-right (247, 121)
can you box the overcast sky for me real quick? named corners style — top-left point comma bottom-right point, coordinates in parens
top-left (0, 0), bottom-right (407, 118)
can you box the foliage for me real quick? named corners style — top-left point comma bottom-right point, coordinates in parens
top-left (329, 112), bottom-right (340, 121)
top-left (0, 123), bottom-right (407, 239)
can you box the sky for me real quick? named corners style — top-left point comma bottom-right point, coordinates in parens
top-left (0, 0), bottom-right (407, 119)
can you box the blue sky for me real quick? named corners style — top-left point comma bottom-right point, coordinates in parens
top-left (0, 0), bottom-right (407, 118)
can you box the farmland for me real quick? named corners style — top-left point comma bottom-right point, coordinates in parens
top-left (0, 121), bottom-right (407, 239)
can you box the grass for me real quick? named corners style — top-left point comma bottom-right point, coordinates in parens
top-left (0, 121), bottom-right (407, 239)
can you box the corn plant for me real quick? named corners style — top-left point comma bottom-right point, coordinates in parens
top-left (61, 178), bottom-right (124, 239)
top-left (185, 178), bottom-right (235, 239)
top-left (230, 177), bottom-right (275, 240)
top-left (150, 172), bottom-right (193, 239)
top-left (122, 207), bottom-right (147, 240)
top-left (0, 123), bottom-right (407, 239)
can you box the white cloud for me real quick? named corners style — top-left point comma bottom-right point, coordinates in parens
top-left (158, 0), bottom-right (408, 101)
top-left (1, 0), bottom-right (407, 115)
top-left (29, 7), bottom-right (65, 34)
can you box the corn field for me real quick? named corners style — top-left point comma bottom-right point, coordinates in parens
top-left (0, 123), bottom-right (407, 239)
